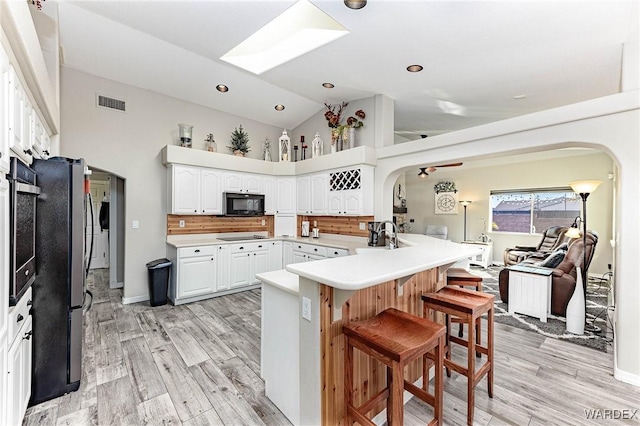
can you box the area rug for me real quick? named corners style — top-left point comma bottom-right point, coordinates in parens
top-left (470, 266), bottom-right (611, 352)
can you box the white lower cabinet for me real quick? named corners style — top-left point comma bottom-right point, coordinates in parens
top-left (230, 243), bottom-right (269, 288)
top-left (169, 239), bottom-right (350, 303)
top-left (216, 245), bottom-right (231, 292)
top-left (0, 333), bottom-right (7, 426)
top-left (6, 288), bottom-right (32, 426)
top-left (268, 241), bottom-right (283, 271)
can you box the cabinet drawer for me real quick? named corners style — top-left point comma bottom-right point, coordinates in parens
top-left (327, 247), bottom-right (349, 258)
top-left (231, 242), bottom-right (269, 253)
top-left (293, 243), bottom-right (327, 257)
top-left (179, 246), bottom-right (215, 258)
top-left (8, 287), bottom-right (32, 345)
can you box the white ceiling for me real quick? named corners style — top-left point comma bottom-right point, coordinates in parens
top-left (57, 1), bottom-right (637, 141)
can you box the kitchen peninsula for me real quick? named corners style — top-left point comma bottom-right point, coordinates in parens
top-left (258, 234), bottom-right (481, 425)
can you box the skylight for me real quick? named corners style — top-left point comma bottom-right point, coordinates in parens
top-left (220, 0), bottom-right (349, 75)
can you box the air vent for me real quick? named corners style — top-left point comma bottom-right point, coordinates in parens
top-left (96, 94), bottom-right (126, 112)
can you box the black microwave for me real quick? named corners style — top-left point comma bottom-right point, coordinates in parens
top-left (224, 192), bottom-right (265, 216)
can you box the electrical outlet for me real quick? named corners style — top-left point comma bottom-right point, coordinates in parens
top-left (410, 218), bottom-right (415, 223)
top-left (261, 219), bottom-right (266, 226)
top-left (359, 222), bottom-right (366, 230)
top-left (132, 220), bottom-right (139, 229)
top-left (179, 220), bottom-right (185, 228)
top-left (302, 297), bottom-right (311, 321)
top-left (313, 220), bottom-right (317, 227)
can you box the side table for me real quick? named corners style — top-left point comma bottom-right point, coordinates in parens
top-left (507, 266), bottom-right (553, 322)
top-left (461, 241), bottom-right (493, 269)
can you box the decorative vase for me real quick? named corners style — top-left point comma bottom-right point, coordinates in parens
top-left (330, 128), bottom-right (339, 154)
top-left (341, 127), bottom-right (350, 150)
top-left (566, 267), bottom-right (585, 335)
top-left (349, 127), bottom-right (356, 148)
top-left (233, 150), bottom-right (245, 157)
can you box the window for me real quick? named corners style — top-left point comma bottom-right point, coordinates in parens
top-left (490, 188), bottom-right (580, 234)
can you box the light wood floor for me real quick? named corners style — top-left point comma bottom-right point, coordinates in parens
top-left (23, 269), bottom-right (639, 426)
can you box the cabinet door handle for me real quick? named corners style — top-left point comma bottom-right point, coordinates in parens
top-left (23, 331), bottom-right (32, 340)
top-left (239, 246), bottom-right (244, 250)
top-left (211, 258), bottom-right (214, 261)
top-left (258, 245), bottom-right (263, 248)
top-left (27, 299), bottom-right (32, 306)
top-left (194, 209), bottom-right (197, 213)
top-left (24, 148), bottom-right (33, 155)
top-left (314, 248), bottom-right (318, 252)
top-left (195, 249), bottom-right (200, 253)
top-left (17, 314), bottom-right (24, 322)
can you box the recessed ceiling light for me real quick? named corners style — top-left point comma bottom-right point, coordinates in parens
top-left (322, 82), bottom-right (335, 88)
top-left (513, 94), bottom-right (527, 99)
top-left (344, 0), bottom-right (367, 9)
top-left (216, 84), bottom-right (229, 93)
top-left (275, 104), bottom-right (285, 111)
top-left (406, 64), bottom-right (423, 72)
top-left (220, 0), bottom-right (349, 75)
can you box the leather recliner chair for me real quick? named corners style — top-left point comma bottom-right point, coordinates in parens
top-left (499, 231), bottom-right (598, 317)
top-left (503, 225), bottom-right (569, 266)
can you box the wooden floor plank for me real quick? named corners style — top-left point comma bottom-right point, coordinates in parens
top-left (135, 310), bottom-right (173, 350)
top-left (55, 405), bottom-right (98, 426)
top-left (151, 344), bottom-right (213, 421)
top-left (181, 318), bottom-right (237, 363)
top-left (23, 405), bottom-right (58, 426)
top-left (181, 409), bottom-right (225, 426)
top-left (121, 336), bottom-right (167, 403)
top-left (188, 359), bottom-right (266, 426)
top-left (136, 393), bottom-right (181, 426)
top-left (96, 376), bottom-right (140, 425)
top-left (95, 320), bottom-right (127, 385)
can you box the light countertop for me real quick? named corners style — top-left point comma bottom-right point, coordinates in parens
top-left (167, 233), bottom-right (368, 254)
top-left (256, 269), bottom-right (299, 295)
top-left (286, 234), bottom-right (482, 291)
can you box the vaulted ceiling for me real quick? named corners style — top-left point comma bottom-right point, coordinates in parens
top-left (57, 1), bottom-right (637, 142)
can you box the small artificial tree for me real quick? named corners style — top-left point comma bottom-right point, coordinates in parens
top-left (227, 125), bottom-right (251, 155)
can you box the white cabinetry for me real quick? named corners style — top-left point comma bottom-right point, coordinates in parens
top-left (168, 165), bottom-right (223, 215)
top-left (461, 241), bottom-right (493, 269)
top-left (274, 215), bottom-right (296, 237)
top-left (326, 166), bottom-right (374, 216)
top-left (289, 242), bottom-right (348, 264)
top-left (0, 179), bottom-right (8, 337)
top-left (177, 247), bottom-right (216, 300)
top-left (263, 176), bottom-right (276, 214)
top-left (268, 241), bottom-right (283, 271)
top-left (6, 288), bottom-right (32, 426)
top-left (276, 178), bottom-right (296, 214)
top-left (283, 242), bottom-right (293, 267)
top-left (8, 66), bottom-right (32, 164)
top-left (167, 245), bottom-right (217, 305)
top-left (223, 172), bottom-right (262, 194)
top-left (230, 242), bottom-right (269, 288)
top-left (296, 173), bottom-right (327, 215)
top-left (0, 333), bottom-right (6, 426)
top-left (216, 244), bottom-right (231, 292)
top-left (1, 47), bottom-right (10, 172)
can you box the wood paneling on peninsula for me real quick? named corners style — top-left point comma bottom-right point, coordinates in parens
top-left (167, 215), bottom-right (274, 235)
top-left (297, 215), bottom-right (373, 237)
top-left (319, 268), bottom-right (443, 425)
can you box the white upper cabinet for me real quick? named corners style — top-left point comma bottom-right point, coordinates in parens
top-left (1, 47), bottom-right (9, 172)
top-left (309, 174), bottom-right (327, 215)
top-left (8, 66), bottom-right (32, 164)
top-left (276, 177), bottom-right (296, 214)
top-left (223, 172), bottom-right (262, 194)
top-left (326, 166), bottom-right (374, 216)
top-left (169, 165), bottom-right (223, 215)
top-left (263, 176), bottom-right (276, 214)
top-left (296, 176), bottom-right (310, 214)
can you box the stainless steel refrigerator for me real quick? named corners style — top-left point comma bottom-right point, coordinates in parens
top-left (31, 157), bottom-right (88, 404)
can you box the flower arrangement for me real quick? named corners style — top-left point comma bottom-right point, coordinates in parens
top-left (433, 181), bottom-right (457, 194)
top-left (227, 125), bottom-right (251, 155)
top-left (324, 102), bottom-right (366, 130)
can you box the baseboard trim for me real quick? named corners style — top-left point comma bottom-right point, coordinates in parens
top-left (614, 367), bottom-right (640, 387)
top-left (122, 294), bottom-right (149, 305)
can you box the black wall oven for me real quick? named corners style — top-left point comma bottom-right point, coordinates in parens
top-left (8, 157), bottom-right (40, 305)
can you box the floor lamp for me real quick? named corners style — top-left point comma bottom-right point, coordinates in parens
top-left (569, 180), bottom-right (601, 332)
top-left (459, 200), bottom-right (472, 241)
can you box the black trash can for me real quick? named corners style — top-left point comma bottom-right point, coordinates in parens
top-left (146, 258), bottom-right (172, 307)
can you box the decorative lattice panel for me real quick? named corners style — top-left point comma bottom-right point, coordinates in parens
top-left (329, 168), bottom-right (361, 191)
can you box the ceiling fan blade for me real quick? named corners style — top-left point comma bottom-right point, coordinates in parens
top-left (432, 162), bottom-right (463, 168)
top-left (426, 167), bottom-right (437, 173)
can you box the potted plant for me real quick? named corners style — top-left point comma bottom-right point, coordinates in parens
top-left (227, 125), bottom-right (251, 156)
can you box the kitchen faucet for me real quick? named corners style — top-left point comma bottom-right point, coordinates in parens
top-left (376, 220), bottom-right (398, 250)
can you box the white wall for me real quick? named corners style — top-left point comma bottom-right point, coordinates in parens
top-left (60, 68), bottom-right (283, 303)
top-left (404, 152), bottom-right (613, 275)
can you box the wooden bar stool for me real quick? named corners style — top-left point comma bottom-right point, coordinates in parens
top-left (447, 268), bottom-right (483, 342)
top-left (422, 287), bottom-right (495, 426)
top-left (343, 308), bottom-right (446, 426)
